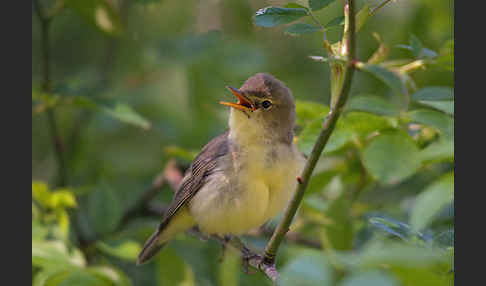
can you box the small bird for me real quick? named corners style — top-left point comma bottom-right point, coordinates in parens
top-left (137, 73), bottom-right (305, 264)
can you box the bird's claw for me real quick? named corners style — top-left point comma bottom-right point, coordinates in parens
top-left (242, 251), bottom-right (261, 274)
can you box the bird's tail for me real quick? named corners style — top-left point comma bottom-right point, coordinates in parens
top-left (137, 207), bottom-right (195, 265)
top-left (137, 229), bottom-right (167, 265)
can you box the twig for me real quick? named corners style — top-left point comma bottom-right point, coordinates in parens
top-left (262, 0), bottom-right (357, 270)
top-left (370, 0), bottom-right (394, 16)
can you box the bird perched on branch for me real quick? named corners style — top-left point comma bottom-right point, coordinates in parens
top-left (138, 73), bottom-right (305, 264)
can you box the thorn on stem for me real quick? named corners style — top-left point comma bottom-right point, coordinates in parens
top-left (296, 176), bottom-right (303, 184)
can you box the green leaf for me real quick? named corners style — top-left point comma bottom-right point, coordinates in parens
top-left (156, 248), bottom-right (195, 286)
top-left (409, 34), bottom-right (438, 59)
top-left (435, 39), bottom-right (454, 71)
top-left (32, 240), bottom-right (86, 269)
top-left (309, 0), bottom-right (336, 11)
top-left (65, 0), bottom-right (122, 36)
top-left (362, 130), bottom-right (421, 184)
top-left (408, 109), bottom-right (454, 139)
top-left (412, 87), bottom-right (454, 101)
top-left (418, 100), bottom-right (454, 115)
top-left (284, 3), bottom-right (308, 9)
top-left (103, 103), bottom-right (152, 130)
top-left (356, 4), bottom-right (371, 32)
top-left (346, 95), bottom-right (400, 116)
top-left (410, 172), bottom-right (454, 231)
top-left (355, 242), bottom-right (449, 268)
top-left (280, 250), bottom-right (334, 286)
top-left (358, 63), bottom-right (405, 96)
top-left (163, 145), bottom-right (198, 161)
top-left (324, 16), bottom-right (345, 29)
top-left (297, 111), bottom-right (392, 155)
top-left (254, 7), bottom-right (308, 27)
top-left (295, 100), bottom-right (330, 127)
top-left (339, 270), bottom-right (399, 286)
top-left (285, 23), bottom-right (321, 36)
top-left (72, 97), bottom-right (152, 130)
top-left (322, 194), bottom-right (354, 250)
top-left (419, 139), bottom-right (454, 164)
top-left (95, 240), bottom-right (142, 262)
top-left (89, 266), bottom-right (133, 286)
top-left (307, 170), bottom-right (339, 194)
top-left (87, 186), bottom-right (123, 236)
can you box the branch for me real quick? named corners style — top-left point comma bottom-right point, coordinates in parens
top-left (34, 0), bottom-right (67, 187)
top-left (262, 0), bottom-right (357, 270)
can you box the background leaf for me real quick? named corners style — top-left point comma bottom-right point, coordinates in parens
top-left (412, 87), bottom-right (454, 101)
top-left (66, 0), bottom-right (122, 36)
top-left (309, 0), bottom-right (336, 11)
top-left (285, 23), bottom-right (321, 36)
top-left (254, 7), bottom-right (308, 27)
top-left (362, 130), bottom-right (421, 184)
top-left (410, 172), bottom-right (454, 231)
top-left (358, 64), bottom-right (405, 96)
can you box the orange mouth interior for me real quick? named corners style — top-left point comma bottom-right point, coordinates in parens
top-left (220, 86), bottom-right (255, 111)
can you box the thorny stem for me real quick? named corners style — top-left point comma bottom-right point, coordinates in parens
top-left (262, 0), bottom-right (357, 272)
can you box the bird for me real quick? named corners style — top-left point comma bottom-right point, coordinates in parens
top-left (137, 73), bottom-right (305, 265)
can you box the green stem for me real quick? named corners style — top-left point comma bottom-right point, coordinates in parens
top-left (262, 0), bottom-right (357, 267)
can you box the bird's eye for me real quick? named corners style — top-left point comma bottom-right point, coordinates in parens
top-left (261, 100), bottom-right (272, 109)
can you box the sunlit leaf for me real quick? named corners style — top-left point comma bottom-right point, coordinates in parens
top-left (285, 23), bottom-right (321, 36)
top-left (254, 7), bottom-right (308, 27)
top-left (103, 103), bottom-right (152, 130)
top-left (71, 97), bottom-right (152, 130)
top-left (410, 172), bottom-right (454, 231)
top-left (309, 0), bottom-right (336, 11)
top-left (32, 240), bottom-right (86, 269)
top-left (66, 0), bottom-right (122, 36)
top-left (96, 240), bottom-right (142, 262)
top-left (362, 130), bottom-right (421, 184)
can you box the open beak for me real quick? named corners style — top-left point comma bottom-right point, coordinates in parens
top-left (220, 86), bottom-right (256, 111)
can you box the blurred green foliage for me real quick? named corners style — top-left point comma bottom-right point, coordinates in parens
top-left (32, 0), bottom-right (454, 285)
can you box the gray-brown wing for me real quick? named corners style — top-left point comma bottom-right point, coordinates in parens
top-left (157, 130), bottom-right (230, 231)
top-left (137, 131), bottom-right (230, 264)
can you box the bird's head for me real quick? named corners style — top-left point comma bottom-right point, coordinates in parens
top-left (220, 73), bottom-right (296, 145)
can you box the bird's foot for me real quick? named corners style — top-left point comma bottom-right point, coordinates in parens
top-left (241, 248), bottom-right (261, 274)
